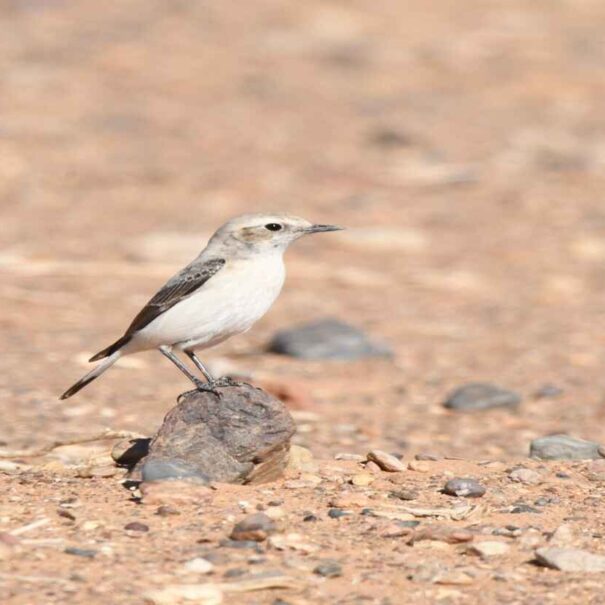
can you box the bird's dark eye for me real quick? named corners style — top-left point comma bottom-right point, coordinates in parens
top-left (265, 223), bottom-right (283, 232)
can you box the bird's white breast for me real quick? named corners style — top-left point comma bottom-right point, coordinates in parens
top-left (135, 254), bottom-right (286, 350)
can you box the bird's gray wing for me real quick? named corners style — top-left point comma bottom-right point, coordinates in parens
top-left (125, 257), bottom-right (226, 336)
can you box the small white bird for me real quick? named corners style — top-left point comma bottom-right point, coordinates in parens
top-left (60, 213), bottom-right (342, 399)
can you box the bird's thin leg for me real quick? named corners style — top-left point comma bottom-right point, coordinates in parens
top-left (184, 351), bottom-right (215, 383)
top-left (186, 351), bottom-right (246, 389)
top-left (159, 346), bottom-right (220, 396)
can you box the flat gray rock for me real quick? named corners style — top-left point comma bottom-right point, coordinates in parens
top-left (268, 319), bottom-right (392, 360)
top-left (133, 384), bottom-right (296, 485)
top-left (535, 547), bottom-right (605, 572)
top-left (530, 434), bottom-right (604, 460)
top-left (444, 383), bottom-right (521, 412)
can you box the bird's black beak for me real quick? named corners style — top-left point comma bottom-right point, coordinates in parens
top-left (305, 224), bottom-right (344, 234)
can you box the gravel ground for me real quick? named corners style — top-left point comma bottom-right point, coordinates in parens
top-left (2, 0), bottom-right (605, 603)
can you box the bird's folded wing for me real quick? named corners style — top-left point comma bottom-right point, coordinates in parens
top-left (125, 257), bottom-right (226, 335)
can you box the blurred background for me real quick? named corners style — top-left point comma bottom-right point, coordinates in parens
top-left (2, 0), bottom-right (605, 458)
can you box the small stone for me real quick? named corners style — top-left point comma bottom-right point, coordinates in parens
top-left (508, 468), bottom-right (543, 485)
top-left (155, 505), bottom-right (180, 516)
top-left (535, 547), bottom-right (605, 572)
top-left (111, 438), bottom-right (150, 467)
top-left (469, 541), bottom-right (510, 558)
top-left (313, 561), bottom-right (342, 578)
top-left (533, 384), bottom-right (564, 399)
top-left (389, 489), bottom-right (418, 501)
top-left (530, 434), bottom-right (603, 460)
top-left (334, 453), bottom-right (365, 462)
top-left (230, 513), bottom-right (276, 542)
top-left (510, 504), bottom-right (540, 514)
top-left (443, 478), bottom-right (486, 498)
top-left (268, 319), bottom-right (392, 360)
top-left (444, 383), bottom-right (521, 412)
top-left (182, 557), bottom-right (214, 574)
top-left (415, 453), bottom-right (440, 461)
top-left (124, 522), bottom-right (149, 533)
top-left (64, 547), bottom-right (97, 558)
top-left (328, 508), bottom-right (351, 519)
top-left (408, 460), bottom-right (429, 473)
top-left (549, 524), bottom-right (574, 545)
top-left (586, 459), bottom-right (605, 481)
top-left (366, 450), bottom-right (406, 472)
top-left (286, 445), bottom-right (318, 474)
top-left (351, 473), bottom-right (375, 487)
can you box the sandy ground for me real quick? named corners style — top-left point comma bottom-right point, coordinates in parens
top-left (2, 0), bottom-right (605, 603)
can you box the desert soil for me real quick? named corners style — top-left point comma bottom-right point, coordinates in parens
top-left (2, 0), bottom-right (605, 603)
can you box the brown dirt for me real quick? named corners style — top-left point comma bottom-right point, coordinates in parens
top-left (2, 0), bottom-right (605, 603)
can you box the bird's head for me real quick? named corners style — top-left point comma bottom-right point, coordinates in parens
top-left (207, 213), bottom-right (343, 256)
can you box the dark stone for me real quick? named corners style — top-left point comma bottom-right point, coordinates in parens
top-left (303, 514), bottom-right (318, 522)
top-left (442, 478), bottom-right (486, 498)
top-left (444, 383), bottom-right (521, 412)
top-left (230, 513), bottom-right (276, 542)
top-left (268, 319), bottom-right (392, 361)
top-left (328, 508), bottom-right (351, 519)
top-left (64, 547), bottom-right (97, 558)
top-left (124, 522), bottom-right (149, 532)
top-left (155, 505), bottom-right (180, 516)
top-left (313, 561), bottom-right (343, 578)
top-left (133, 384), bottom-right (296, 485)
top-left (530, 434), bottom-right (603, 460)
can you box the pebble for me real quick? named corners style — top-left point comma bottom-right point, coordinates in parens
top-left (286, 445), bottom-right (319, 474)
top-left (313, 561), bottom-right (343, 578)
top-left (182, 557), bottom-right (214, 574)
top-left (442, 478), bottom-right (486, 498)
top-left (334, 453), bottom-right (365, 462)
top-left (533, 384), bottom-right (564, 399)
top-left (230, 513), bottom-right (276, 542)
top-left (530, 434), bottom-right (603, 460)
top-left (443, 383), bottom-right (521, 412)
top-left (469, 541), bottom-right (510, 558)
top-left (508, 467), bottom-right (543, 485)
top-left (408, 460), bottom-right (429, 473)
top-left (328, 508), bottom-right (352, 519)
top-left (510, 504), bottom-right (540, 514)
top-left (535, 547), bottom-right (605, 572)
top-left (389, 489), bottom-right (419, 501)
top-left (155, 505), bottom-right (180, 517)
top-left (415, 453), bottom-right (440, 461)
top-left (64, 546), bottom-right (97, 558)
top-left (125, 522), bottom-right (150, 533)
top-left (586, 459), bottom-right (605, 481)
top-left (267, 319), bottom-right (392, 360)
top-left (367, 450), bottom-right (406, 472)
top-left (351, 473), bottom-right (375, 487)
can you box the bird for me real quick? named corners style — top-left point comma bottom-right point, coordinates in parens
top-left (60, 213), bottom-right (342, 399)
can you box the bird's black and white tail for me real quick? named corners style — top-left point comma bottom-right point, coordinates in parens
top-left (60, 351), bottom-right (121, 400)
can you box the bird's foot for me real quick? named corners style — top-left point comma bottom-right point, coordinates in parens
top-left (178, 379), bottom-right (222, 401)
top-left (209, 375), bottom-right (247, 389)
